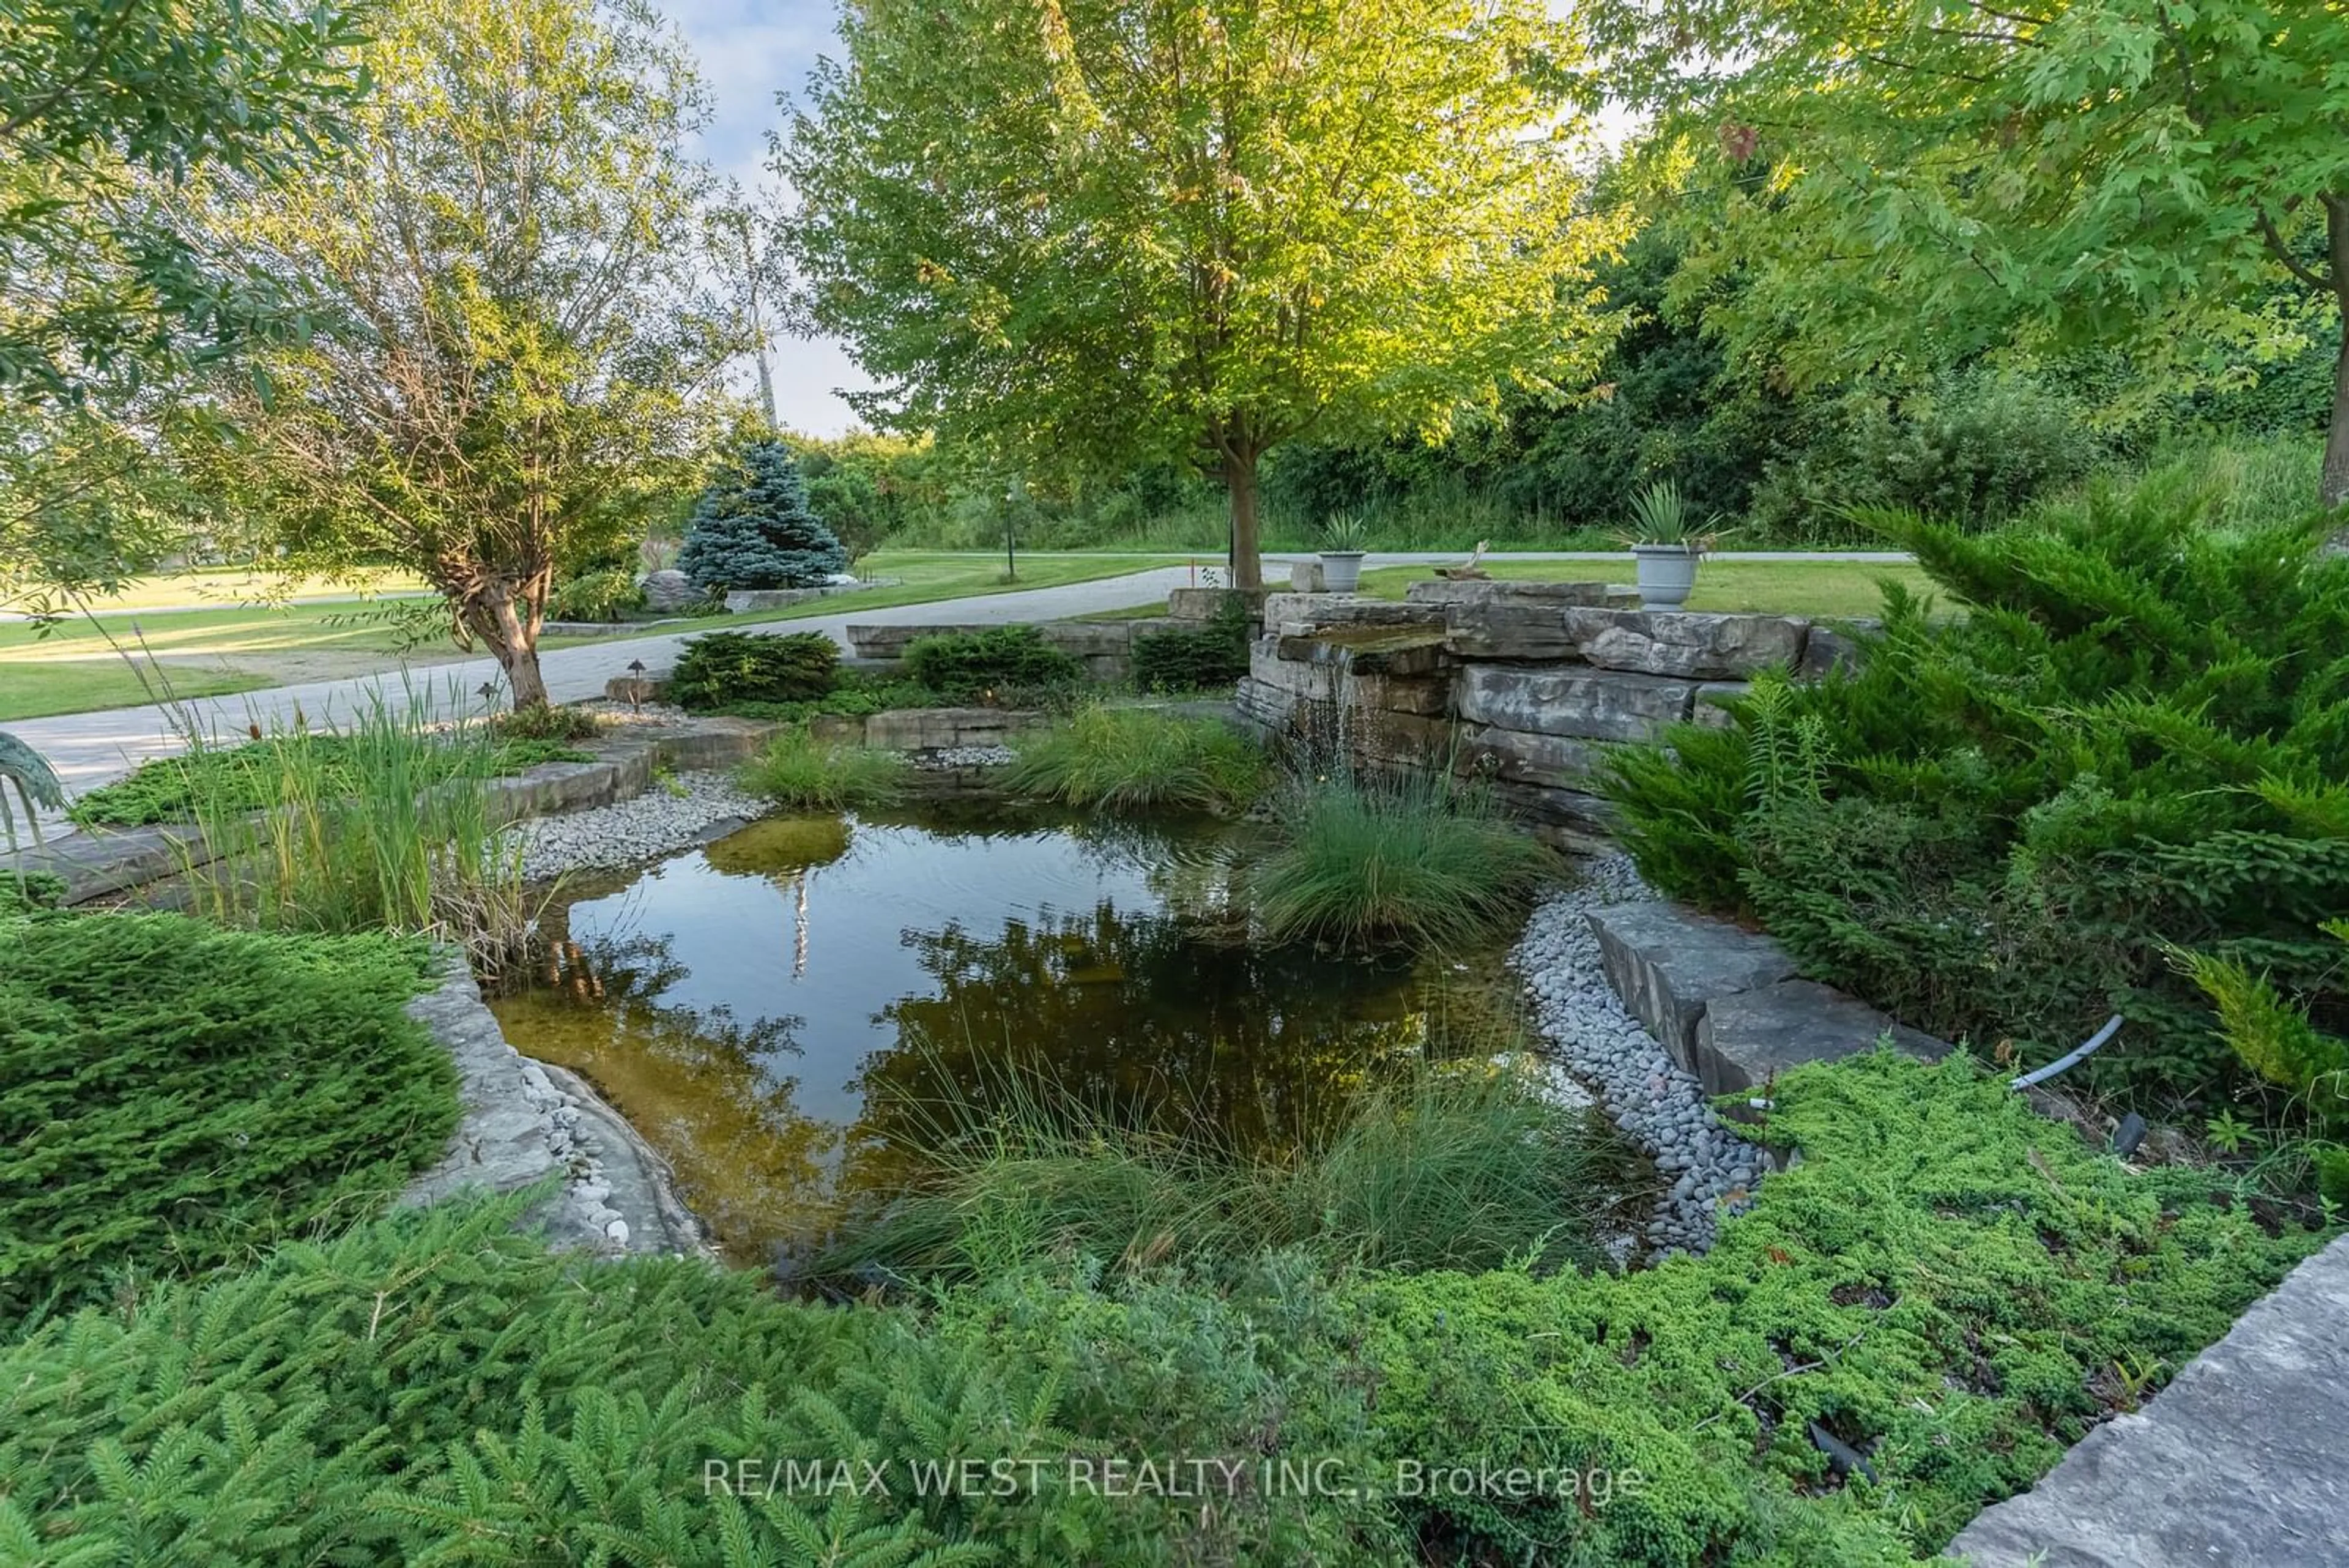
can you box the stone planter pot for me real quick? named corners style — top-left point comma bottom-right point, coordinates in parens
top-left (1318, 551), bottom-right (1368, 593)
top-left (1632, 543), bottom-right (1701, 610)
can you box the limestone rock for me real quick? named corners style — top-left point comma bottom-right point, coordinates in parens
top-left (638, 569), bottom-right (696, 612)
top-left (1797, 622), bottom-right (1873, 680)
top-left (1456, 665), bottom-right (1697, 742)
top-left (1948, 1232), bottom-right (2349, 1568)
top-left (1560, 608), bottom-right (1808, 679)
top-left (1586, 901), bottom-right (1799, 1070)
top-left (1691, 979), bottom-right (1948, 1096)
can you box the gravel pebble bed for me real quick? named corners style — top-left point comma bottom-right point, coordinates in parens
top-left (914, 745), bottom-right (1015, 769)
top-left (1513, 853), bottom-right (1768, 1257)
top-left (508, 770), bottom-right (762, 881)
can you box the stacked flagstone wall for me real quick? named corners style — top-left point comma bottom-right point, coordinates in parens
top-left (1234, 579), bottom-right (1866, 850)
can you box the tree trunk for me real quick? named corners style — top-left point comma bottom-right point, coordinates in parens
top-left (2326, 196), bottom-right (2349, 513)
top-left (1223, 445), bottom-right (1263, 590)
top-left (467, 579), bottom-right (550, 708)
top-left (2326, 290), bottom-right (2349, 512)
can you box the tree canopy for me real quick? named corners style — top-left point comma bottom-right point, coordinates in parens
top-left (779, 0), bottom-right (1630, 586)
top-left (182, 0), bottom-right (725, 705)
top-left (1579, 0), bottom-right (2349, 505)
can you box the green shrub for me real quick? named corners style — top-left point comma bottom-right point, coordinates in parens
top-left (1341, 1051), bottom-right (2325, 1562)
top-left (900, 623), bottom-right (1083, 703)
top-left (1601, 469), bottom-right (2349, 1100)
top-left (1256, 769), bottom-right (1557, 952)
top-left (736, 726), bottom-right (907, 810)
top-left (677, 436), bottom-right (849, 592)
top-left (700, 670), bottom-right (938, 723)
top-left (0, 1055), bottom-right (2316, 1565)
top-left (812, 1063), bottom-right (1611, 1288)
top-left (1003, 705), bottom-right (1266, 812)
top-left (2185, 917), bottom-right (2349, 1202)
top-left (667, 630), bottom-right (841, 712)
top-left (0, 870), bottom-right (65, 914)
top-left (1132, 596), bottom-right (1255, 694)
top-left (489, 702), bottom-right (605, 744)
top-left (0, 913), bottom-right (451, 1327)
top-left (544, 567), bottom-right (647, 623)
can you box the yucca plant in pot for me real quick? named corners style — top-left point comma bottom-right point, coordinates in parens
top-left (1318, 511), bottom-right (1371, 592)
top-left (1622, 481), bottom-right (1720, 610)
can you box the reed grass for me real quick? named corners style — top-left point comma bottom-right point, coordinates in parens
top-left (1254, 767), bottom-right (1557, 952)
top-left (808, 1058), bottom-right (1609, 1288)
top-left (1001, 705), bottom-right (1267, 812)
top-left (736, 726), bottom-right (908, 810)
top-left (166, 686), bottom-right (541, 972)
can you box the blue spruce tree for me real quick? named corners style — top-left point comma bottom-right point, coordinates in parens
top-left (678, 438), bottom-right (850, 593)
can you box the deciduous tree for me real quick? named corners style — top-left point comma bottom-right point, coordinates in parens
top-left (190, 0), bottom-right (726, 705)
top-left (1583, 0), bottom-right (2349, 507)
top-left (779, 0), bottom-right (1627, 587)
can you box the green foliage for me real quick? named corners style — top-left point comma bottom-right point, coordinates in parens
top-left (70, 727), bottom-right (588, 828)
top-left (678, 437), bottom-right (851, 593)
top-left (1256, 768), bottom-right (1558, 953)
top-left (489, 702), bottom-right (606, 745)
top-left (1583, 0), bottom-right (2349, 507)
top-left (101, 694), bottom-right (553, 966)
top-left (669, 630), bottom-right (842, 712)
top-left (546, 567), bottom-right (648, 623)
top-left (2185, 919), bottom-right (2349, 1203)
top-left (0, 0), bottom-right (364, 406)
top-left (179, 0), bottom-right (723, 707)
top-left (1132, 595), bottom-right (1255, 694)
top-left (0, 913), bottom-right (450, 1326)
top-left (1603, 470), bottom-right (2349, 1098)
top-left (900, 625), bottom-right (1083, 705)
top-left (1002, 707), bottom-right (1267, 814)
top-left (0, 1055), bottom-right (2317, 1564)
top-left (812, 1063), bottom-right (1612, 1289)
top-left (0, 871), bottom-right (66, 914)
top-left (1746, 371), bottom-right (2109, 538)
top-left (780, 0), bottom-right (1627, 585)
top-left (736, 728), bottom-right (908, 812)
top-left (702, 671), bottom-right (943, 724)
top-left (1343, 1052), bottom-right (2325, 1563)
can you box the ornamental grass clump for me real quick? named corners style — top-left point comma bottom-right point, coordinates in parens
top-left (737, 724), bottom-right (907, 810)
top-left (1001, 705), bottom-right (1267, 812)
top-left (806, 1059), bottom-right (1610, 1288)
top-left (1255, 767), bottom-right (1556, 951)
top-left (166, 688), bottom-right (542, 970)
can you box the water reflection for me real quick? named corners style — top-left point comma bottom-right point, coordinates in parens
top-left (490, 804), bottom-right (1507, 1261)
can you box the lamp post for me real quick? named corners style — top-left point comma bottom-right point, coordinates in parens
top-left (1003, 478), bottom-right (1020, 582)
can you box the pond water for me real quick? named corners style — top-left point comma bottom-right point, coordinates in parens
top-left (489, 801), bottom-right (1532, 1263)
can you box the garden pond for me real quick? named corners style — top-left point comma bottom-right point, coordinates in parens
top-left (489, 800), bottom-right (1617, 1263)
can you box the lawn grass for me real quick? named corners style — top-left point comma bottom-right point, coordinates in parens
top-left (0, 661), bottom-right (269, 721)
top-left (1351, 557), bottom-right (1937, 620)
top-left (0, 552), bottom-right (1185, 721)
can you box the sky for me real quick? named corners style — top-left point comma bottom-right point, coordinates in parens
top-left (669, 0), bottom-right (875, 436)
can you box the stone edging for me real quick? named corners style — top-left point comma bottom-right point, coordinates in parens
top-left (399, 952), bottom-right (710, 1257)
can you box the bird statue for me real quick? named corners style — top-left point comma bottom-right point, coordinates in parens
top-left (1434, 540), bottom-right (1492, 581)
top-left (0, 730), bottom-right (67, 852)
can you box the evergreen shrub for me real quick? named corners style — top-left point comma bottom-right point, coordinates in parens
top-left (900, 624), bottom-right (1083, 703)
top-left (667, 631), bottom-right (841, 712)
top-left (0, 1055), bottom-right (2318, 1565)
top-left (0, 913), bottom-right (452, 1326)
top-left (1602, 469), bottom-right (2349, 1099)
top-left (1131, 596), bottom-right (1253, 693)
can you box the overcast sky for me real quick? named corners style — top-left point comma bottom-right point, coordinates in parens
top-left (670, 0), bottom-right (874, 436)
